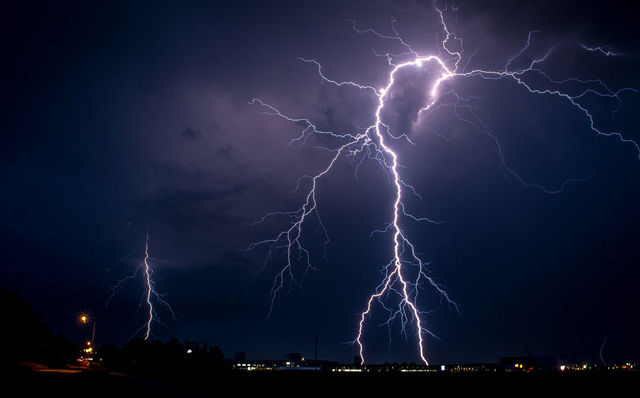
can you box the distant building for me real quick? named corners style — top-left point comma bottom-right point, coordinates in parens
top-left (285, 352), bottom-right (303, 362)
top-left (500, 356), bottom-right (558, 371)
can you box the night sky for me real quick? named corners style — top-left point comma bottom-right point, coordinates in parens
top-left (2, 0), bottom-right (640, 365)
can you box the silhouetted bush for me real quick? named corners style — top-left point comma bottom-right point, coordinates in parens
top-left (101, 337), bottom-right (227, 378)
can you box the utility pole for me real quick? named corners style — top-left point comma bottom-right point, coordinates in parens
top-left (314, 336), bottom-right (318, 362)
top-left (91, 321), bottom-right (96, 346)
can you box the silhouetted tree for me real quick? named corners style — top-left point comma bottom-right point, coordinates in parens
top-left (0, 288), bottom-right (77, 369)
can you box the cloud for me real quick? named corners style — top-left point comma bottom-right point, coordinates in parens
top-left (215, 143), bottom-right (233, 161)
top-left (180, 127), bottom-right (202, 140)
top-left (148, 185), bottom-right (245, 214)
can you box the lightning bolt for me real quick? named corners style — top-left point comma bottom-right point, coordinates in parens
top-left (105, 232), bottom-right (175, 340)
top-left (599, 332), bottom-right (607, 367)
top-left (247, 5), bottom-right (639, 365)
top-left (143, 233), bottom-right (155, 340)
top-left (581, 44), bottom-right (621, 57)
top-left (141, 232), bottom-right (175, 340)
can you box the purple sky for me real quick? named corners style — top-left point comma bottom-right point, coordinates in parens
top-left (2, 0), bottom-right (640, 364)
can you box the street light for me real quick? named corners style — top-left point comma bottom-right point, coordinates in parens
top-left (77, 313), bottom-right (101, 368)
top-left (79, 314), bottom-right (96, 347)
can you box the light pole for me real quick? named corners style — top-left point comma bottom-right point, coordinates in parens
top-left (79, 314), bottom-right (96, 355)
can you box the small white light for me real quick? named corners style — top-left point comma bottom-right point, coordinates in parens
top-left (187, 349), bottom-right (193, 354)
top-left (440, 365), bottom-right (445, 371)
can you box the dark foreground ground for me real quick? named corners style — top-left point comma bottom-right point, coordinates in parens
top-left (6, 367), bottom-right (638, 397)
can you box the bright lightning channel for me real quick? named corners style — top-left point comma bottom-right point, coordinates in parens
top-left (106, 232), bottom-right (175, 340)
top-left (247, 5), bottom-right (639, 365)
top-left (141, 232), bottom-right (175, 340)
top-left (143, 233), bottom-right (154, 340)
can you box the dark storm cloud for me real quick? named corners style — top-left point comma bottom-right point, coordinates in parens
top-left (215, 143), bottom-right (234, 161)
top-left (138, 185), bottom-right (247, 231)
top-left (144, 186), bottom-right (245, 213)
top-left (315, 85), bottom-right (377, 133)
top-left (455, 0), bottom-right (640, 51)
top-left (380, 64), bottom-right (440, 135)
top-left (180, 127), bottom-right (202, 140)
top-left (132, 185), bottom-right (247, 262)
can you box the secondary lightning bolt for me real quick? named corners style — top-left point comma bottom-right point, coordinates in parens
top-left (140, 232), bottom-right (175, 340)
top-left (248, 5), bottom-right (639, 365)
top-left (143, 233), bottom-right (155, 339)
top-left (106, 232), bottom-right (175, 340)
